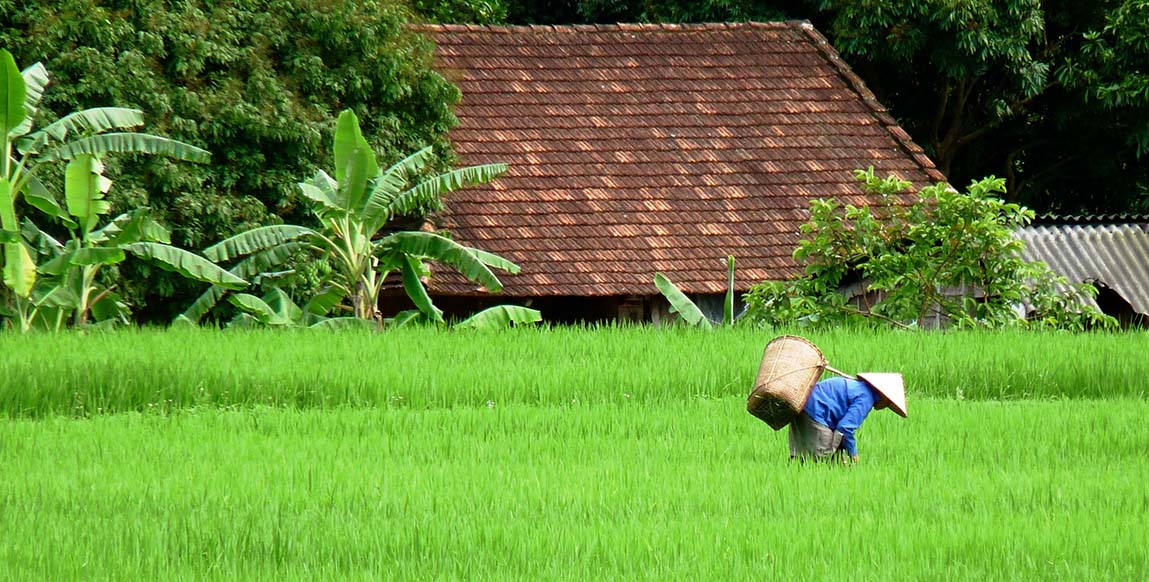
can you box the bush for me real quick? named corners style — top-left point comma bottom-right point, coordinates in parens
top-left (743, 168), bottom-right (1115, 331)
top-left (1, 0), bottom-right (460, 321)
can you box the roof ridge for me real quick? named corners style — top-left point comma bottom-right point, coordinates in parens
top-left (412, 21), bottom-right (802, 33)
top-left (796, 23), bottom-right (946, 184)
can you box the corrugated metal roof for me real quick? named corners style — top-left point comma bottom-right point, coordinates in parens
top-left (1016, 224), bottom-right (1149, 313)
top-left (1035, 214), bottom-right (1149, 225)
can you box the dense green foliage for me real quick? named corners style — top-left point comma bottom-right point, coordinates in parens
top-left (1, 0), bottom-right (461, 321)
top-left (3, 399), bottom-right (1146, 578)
top-left (743, 169), bottom-right (1112, 330)
top-left (186, 109), bottom-right (527, 328)
top-left (482, 0), bottom-right (1149, 214)
top-left (1, 327), bottom-right (1145, 417)
top-left (1, 49), bottom-right (233, 331)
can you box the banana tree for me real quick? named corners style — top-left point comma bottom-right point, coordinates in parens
top-left (185, 109), bottom-right (531, 326)
top-left (22, 155), bottom-right (245, 330)
top-left (654, 255), bottom-right (740, 327)
top-left (1, 48), bottom-right (210, 314)
top-left (223, 286), bottom-right (374, 329)
top-left (227, 286), bottom-right (541, 331)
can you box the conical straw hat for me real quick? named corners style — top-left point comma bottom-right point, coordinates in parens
top-left (857, 373), bottom-right (907, 418)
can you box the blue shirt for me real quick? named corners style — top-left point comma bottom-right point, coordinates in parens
top-left (802, 377), bottom-right (877, 457)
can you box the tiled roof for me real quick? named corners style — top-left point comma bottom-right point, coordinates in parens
top-left (1017, 223), bottom-right (1149, 313)
top-left (421, 22), bottom-right (945, 296)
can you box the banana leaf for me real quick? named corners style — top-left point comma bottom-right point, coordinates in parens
top-left (1, 49), bottom-right (26, 136)
top-left (35, 133), bottom-right (211, 164)
top-left (310, 317), bottom-right (377, 331)
top-left (19, 107), bottom-right (145, 155)
top-left (10, 61), bottom-right (47, 138)
top-left (65, 155), bottom-right (112, 233)
top-left (654, 272), bottom-right (710, 328)
top-left (360, 146), bottom-right (434, 227)
top-left (124, 242), bottom-right (246, 289)
top-left (455, 305), bottom-right (542, 329)
top-left (379, 231), bottom-right (507, 293)
top-left (22, 174), bottom-right (73, 225)
top-left (333, 110), bottom-right (377, 211)
top-left (203, 224), bottom-right (320, 262)
top-left (401, 255), bottom-right (444, 323)
top-left (228, 293), bottom-right (290, 326)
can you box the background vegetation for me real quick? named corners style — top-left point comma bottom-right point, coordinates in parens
top-left (438, 0), bottom-right (1149, 215)
top-left (2, 327), bottom-right (1145, 417)
top-left (1, 0), bottom-right (461, 321)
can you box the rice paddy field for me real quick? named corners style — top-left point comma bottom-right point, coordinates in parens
top-left (2, 327), bottom-right (1147, 579)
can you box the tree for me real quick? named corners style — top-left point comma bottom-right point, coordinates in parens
top-left (1, 0), bottom-right (463, 321)
top-left (493, 1), bottom-right (1149, 214)
top-left (742, 168), bottom-right (1115, 331)
top-left (810, 0), bottom-right (1149, 213)
top-left (19, 156), bottom-right (245, 331)
top-left (182, 109), bottom-right (536, 327)
top-left (1, 48), bottom-right (221, 329)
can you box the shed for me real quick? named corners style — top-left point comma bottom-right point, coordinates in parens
top-left (411, 22), bottom-right (945, 323)
top-left (1017, 217), bottom-right (1149, 327)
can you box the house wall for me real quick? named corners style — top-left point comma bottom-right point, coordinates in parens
top-left (380, 292), bottom-right (743, 325)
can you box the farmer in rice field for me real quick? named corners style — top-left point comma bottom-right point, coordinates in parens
top-left (789, 373), bottom-right (907, 463)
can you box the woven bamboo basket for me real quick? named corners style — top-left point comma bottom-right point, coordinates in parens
top-left (747, 335), bottom-right (834, 430)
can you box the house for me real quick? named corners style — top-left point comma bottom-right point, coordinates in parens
top-left (1017, 216), bottom-right (1149, 327)
top-left (411, 22), bottom-right (945, 323)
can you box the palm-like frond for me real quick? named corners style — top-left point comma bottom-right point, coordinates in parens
top-left (379, 231), bottom-right (509, 293)
top-left (21, 173), bottom-right (72, 225)
top-left (90, 210), bottom-right (170, 246)
top-left (310, 317), bottom-right (377, 330)
top-left (654, 272), bottom-right (711, 328)
top-left (11, 62), bottom-right (47, 138)
top-left (35, 133), bottom-right (211, 164)
top-left (17, 108), bottom-right (145, 156)
top-left (465, 247), bottom-right (521, 275)
top-left (203, 225), bottom-right (320, 262)
top-left (371, 163), bottom-right (506, 232)
top-left (64, 155), bottom-right (112, 234)
top-left (1, 49), bottom-right (26, 136)
top-left (455, 305), bottom-right (542, 329)
top-left (178, 240), bottom-right (314, 323)
top-left (69, 247), bottom-right (127, 267)
top-left (401, 256), bottom-right (444, 323)
top-left (124, 242), bottom-right (246, 289)
top-left (333, 110), bottom-right (377, 211)
top-left (360, 146), bottom-right (434, 228)
top-left (228, 294), bottom-right (290, 326)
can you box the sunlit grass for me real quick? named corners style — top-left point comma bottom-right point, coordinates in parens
top-left (1, 326), bottom-right (1146, 417)
top-left (1, 398), bottom-right (1145, 579)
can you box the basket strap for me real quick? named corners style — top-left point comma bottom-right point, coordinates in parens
top-left (825, 365), bottom-right (856, 380)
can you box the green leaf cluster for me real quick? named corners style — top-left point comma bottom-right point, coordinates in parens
top-left (1, 48), bottom-right (233, 331)
top-left (653, 255), bottom-right (740, 328)
top-left (183, 109), bottom-right (539, 331)
top-left (1, 0), bottom-right (461, 321)
top-left (743, 168), bottom-right (1116, 331)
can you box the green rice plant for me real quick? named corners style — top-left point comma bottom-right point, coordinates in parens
top-left (1, 398), bottom-right (1146, 579)
top-left (0, 326), bottom-right (1145, 417)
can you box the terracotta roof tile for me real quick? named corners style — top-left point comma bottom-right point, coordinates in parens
top-left (418, 22), bottom-right (943, 296)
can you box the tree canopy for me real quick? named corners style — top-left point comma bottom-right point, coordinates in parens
top-left (2, 0), bottom-right (461, 321)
